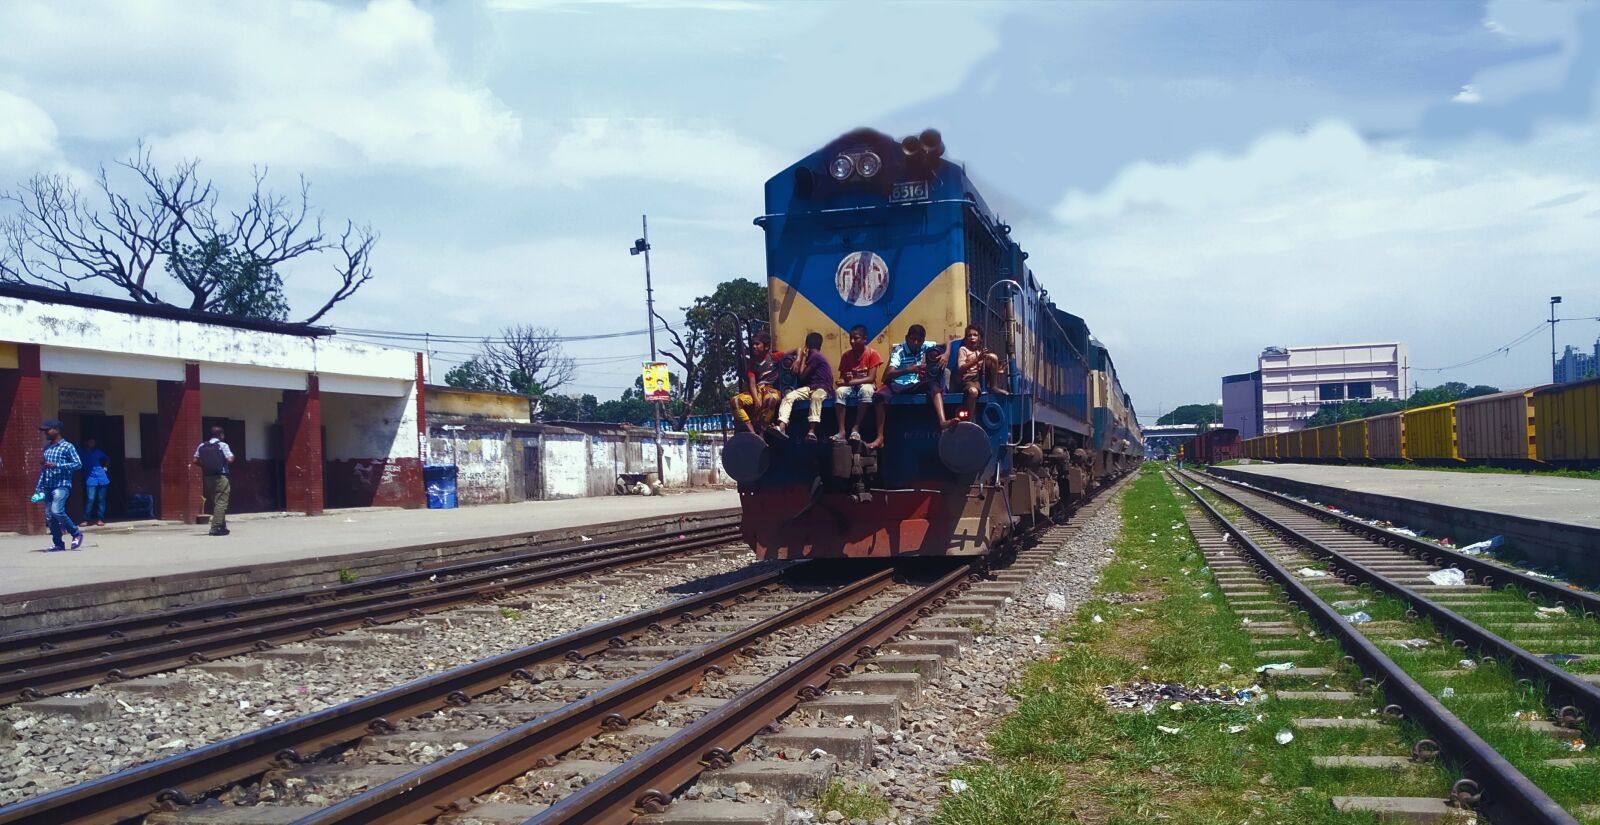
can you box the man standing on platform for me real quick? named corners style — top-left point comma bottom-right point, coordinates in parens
top-left (193, 425), bottom-right (235, 536)
top-left (34, 419), bottom-right (84, 551)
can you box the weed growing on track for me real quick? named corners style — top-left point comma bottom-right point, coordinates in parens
top-left (933, 464), bottom-right (1464, 825)
top-left (337, 568), bottom-right (358, 584)
top-left (813, 780), bottom-right (891, 820)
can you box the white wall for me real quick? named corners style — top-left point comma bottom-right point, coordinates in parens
top-left (39, 374), bottom-right (157, 458)
top-left (323, 392), bottom-right (420, 460)
top-left (199, 384), bottom-right (284, 458)
top-left (2, 295), bottom-right (417, 394)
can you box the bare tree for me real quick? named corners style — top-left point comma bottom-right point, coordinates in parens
top-left (651, 308), bottom-right (702, 427)
top-left (471, 324), bottom-right (578, 397)
top-left (1, 145), bottom-right (376, 323)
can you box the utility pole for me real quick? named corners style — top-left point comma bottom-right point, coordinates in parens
top-left (631, 216), bottom-right (666, 484)
top-left (1550, 296), bottom-right (1563, 384)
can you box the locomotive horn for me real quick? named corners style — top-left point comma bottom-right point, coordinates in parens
top-left (920, 128), bottom-right (945, 160)
top-left (901, 134), bottom-right (923, 158)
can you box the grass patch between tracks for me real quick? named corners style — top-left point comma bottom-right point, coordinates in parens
top-left (934, 463), bottom-right (1464, 825)
top-left (1187, 481), bottom-right (1600, 819)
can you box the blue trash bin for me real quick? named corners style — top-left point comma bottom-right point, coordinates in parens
top-left (423, 464), bottom-right (458, 509)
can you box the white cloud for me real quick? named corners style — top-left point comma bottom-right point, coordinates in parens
top-left (539, 119), bottom-right (783, 194)
top-left (1038, 121), bottom-right (1600, 406)
top-left (1452, 84), bottom-right (1483, 104)
top-left (0, 0), bottom-right (522, 178)
top-left (0, 89), bottom-right (60, 170)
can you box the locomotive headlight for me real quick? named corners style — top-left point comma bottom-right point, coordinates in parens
top-left (857, 151), bottom-right (882, 178)
top-left (828, 154), bottom-right (854, 180)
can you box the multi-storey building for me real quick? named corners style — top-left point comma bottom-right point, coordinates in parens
top-left (1221, 370), bottom-right (1262, 438)
top-left (1555, 340), bottom-right (1599, 384)
top-left (1256, 343), bottom-right (1406, 434)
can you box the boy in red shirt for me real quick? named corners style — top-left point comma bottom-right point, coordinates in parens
top-left (832, 324), bottom-right (882, 442)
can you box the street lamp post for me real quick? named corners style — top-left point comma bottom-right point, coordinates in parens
top-left (631, 216), bottom-right (666, 485)
top-left (1551, 296), bottom-right (1563, 384)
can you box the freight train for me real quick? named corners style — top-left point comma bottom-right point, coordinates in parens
top-left (720, 128), bottom-right (1142, 561)
top-left (1178, 427), bottom-right (1241, 465)
top-left (1240, 378), bottom-right (1600, 467)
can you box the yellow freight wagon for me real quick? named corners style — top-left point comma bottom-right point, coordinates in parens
top-left (1298, 428), bottom-right (1317, 459)
top-left (1337, 419), bottom-right (1368, 460)
top-left (1455, 389), bottom-right (1535, 461)
top-left (1532, 378), bottom-right (1600, 463)
top-left (1282, 430), bottom-right (1300, 459)
top-left (1401, 402), bottom-right (1460, 461)
top-left (1319, 425), bottom-right (1341, 459)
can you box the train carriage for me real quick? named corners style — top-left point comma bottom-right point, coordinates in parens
top-left (723, 128), bottom-right (1138, 562)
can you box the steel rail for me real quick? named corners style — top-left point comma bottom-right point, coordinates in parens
top-left (0, 565), bottom-right (790, 825)
top-left (1201, 468), bottom-right (1600, 616)
top-left (293, 567), bottom-right (902, 825)
top-left (1168, 471), bottom-right (1577, 825)
top-left (0, 531), bottom-right (738, 705)
top-left (0, 523), bottom-right (738, 660)
top-left (525, 562), bottom-right (977, 825)
top-left (1181, 470), bottom-right (1600, 730)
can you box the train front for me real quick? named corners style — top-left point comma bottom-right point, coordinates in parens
top-left (722, 128), bottom-right (1016, 561)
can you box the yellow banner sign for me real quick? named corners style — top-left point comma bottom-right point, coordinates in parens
top-left (642, 362), bottom-right (672, 402)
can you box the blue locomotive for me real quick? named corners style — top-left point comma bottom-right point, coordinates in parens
top-left (721, 128), bottom-right (1141, 561)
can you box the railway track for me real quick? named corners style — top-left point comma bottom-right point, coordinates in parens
top-left (0, 475), bottom-right (1130, 825)
top-left (0, 524), bottom-right (742, 705)
top-left (1183, 470), bottom-right (1600, 721)
top-left (1168, 468), bottom-right (1595, 823)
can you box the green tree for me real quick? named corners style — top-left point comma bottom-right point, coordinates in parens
top-left (593, 386), bottom-right (653, 424)
top-left (164, 237), bottom-right (289, 321)
top-left (442, 358), bottom-right (503, 392)
top-left (653, 278), bottom-right (768, 422)
top-left (1156, 403), bottom-right (1222, 426)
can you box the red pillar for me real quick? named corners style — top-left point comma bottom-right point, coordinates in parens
top-left (283, 374), bottom-right (324, 515)
top-left (157, 363), bottom-right (202, 523)
top-left (0, 344), bottom-right (45, 535)
top-left (407, 352), bottom-right (427, 508)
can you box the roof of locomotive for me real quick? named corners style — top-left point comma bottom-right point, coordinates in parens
top-left (759, 128), bottom-right (998, 226)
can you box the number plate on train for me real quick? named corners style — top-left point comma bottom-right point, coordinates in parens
top-left (891, 181), bottom-right (930, 202)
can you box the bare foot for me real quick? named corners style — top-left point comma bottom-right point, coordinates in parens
top-left (863, 439), bottom-right (883, 450)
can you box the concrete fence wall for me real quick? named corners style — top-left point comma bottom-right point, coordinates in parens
top-left (426, 425), bottom-right (733, 504)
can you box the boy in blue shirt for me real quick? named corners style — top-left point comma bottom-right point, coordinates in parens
top-left (863, 324), bottom-right (948, 450)
top-left (81, 436), bottom-right (110, 526)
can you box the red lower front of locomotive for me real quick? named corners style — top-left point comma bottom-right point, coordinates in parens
top-left (739, 484), bottom-right (1009, 560)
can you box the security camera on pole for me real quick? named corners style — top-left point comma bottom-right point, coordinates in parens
top-left (631, 216), bottom-right (667, 488)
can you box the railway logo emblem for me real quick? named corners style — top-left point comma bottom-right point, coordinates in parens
top-left (835, 251), bottom-right (889, 307)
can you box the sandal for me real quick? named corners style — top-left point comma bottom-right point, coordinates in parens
top-left (804, 432), bottom-right (818, 444)
top-left (848, 430), bottom-right (862, 442)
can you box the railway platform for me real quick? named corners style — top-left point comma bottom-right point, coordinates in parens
top-left (0, 490), bottom-right (740, 630)
top-left (1212, 463), bottom-right (1600, 579)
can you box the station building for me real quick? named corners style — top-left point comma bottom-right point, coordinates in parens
top-left (1223, 343), bottom-right (1406, 435)
top-left (0, 284), bottom-right (425, 535)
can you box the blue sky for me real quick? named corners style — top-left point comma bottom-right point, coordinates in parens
top-left (2, 0), bottom-right (1597, 416)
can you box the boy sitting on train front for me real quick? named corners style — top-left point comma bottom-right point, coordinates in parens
top-left (863, 324), bottom-right (948, 450)
top-left (730, 331), bottom-right (781, 435)
top-left (832, 324), bottom-right (882, 443)
top-left (773, 331), bottom-right (833, 443)
top-left (951, 323), bottom-right (1008, 423)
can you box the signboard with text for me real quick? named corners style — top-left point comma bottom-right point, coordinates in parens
top-left (642, 362), bottom-right (672, 402)
top-left (59, 387), bottom-right (106, 413)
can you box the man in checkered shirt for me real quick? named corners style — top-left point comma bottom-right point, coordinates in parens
top-left (34, 419), bottom-right (84, 551)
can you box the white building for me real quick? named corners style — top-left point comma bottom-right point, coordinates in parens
top-left (0, 284), bottom-right (425, 534)
top-left (1258, 343), bottom-right (1406, 434)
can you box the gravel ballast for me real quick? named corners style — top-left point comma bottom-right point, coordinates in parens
top-left (0, 547), bottom-right (771, 803)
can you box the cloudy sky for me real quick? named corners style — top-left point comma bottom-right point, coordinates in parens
top-left (2, 0), bottom-right (1597, 417)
